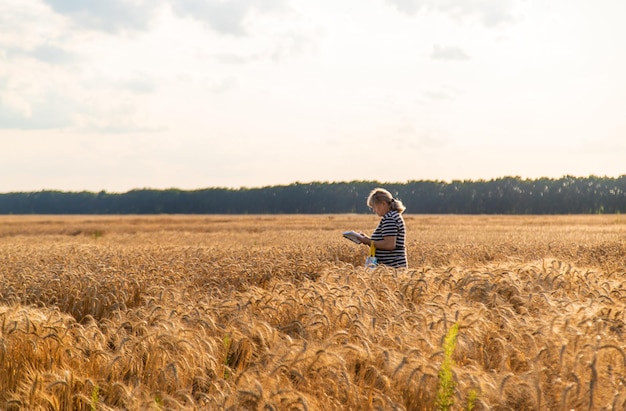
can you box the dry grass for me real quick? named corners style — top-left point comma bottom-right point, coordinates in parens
top-left (1, 214), bottom-right (626, 410)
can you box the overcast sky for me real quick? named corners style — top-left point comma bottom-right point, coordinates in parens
top-left (1, 0), bottom-right (625, 192)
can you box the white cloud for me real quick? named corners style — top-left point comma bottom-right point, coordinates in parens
top-left (431, 45), bottom-right (470, 61)
top-left (0, 93), bottom-right (74, 129)
top-left (0, 1), bottom-right (168, 132)
top-left (384, 0), bottom-right (518, 27)
top-left (0, 56), bottom-right (160, 132)
top-left (38, 0), bottom-right (297, 38)
top-left (269, 30), bottom-right (319, 62)
top-left (206, 28), bottom-right (319, 66)
top-left (115, 74), bottom-right (158, 95)
top-left (208, 77), bottom-right (239, 94)
top-left (169, 0), bottom-right (289, 36)
top-left (42, 0), bottom-right (160, 33)
top-left (211, 53), bottom-right (263, 65)
top-left (422, 85), bottom-right (464, 102)
top-left (7, 44), bottom-right (78, 65)
top-left (0, 84), bottom-right (161, 132)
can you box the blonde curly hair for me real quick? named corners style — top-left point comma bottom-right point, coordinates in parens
top-left (367, 188), bottom-right (406, 213)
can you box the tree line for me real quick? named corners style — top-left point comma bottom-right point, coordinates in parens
top-left (1, 175), bottom-right (625, 214)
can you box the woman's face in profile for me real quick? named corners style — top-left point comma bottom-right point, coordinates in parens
top-left (370, 201), bottom-right (389, 217)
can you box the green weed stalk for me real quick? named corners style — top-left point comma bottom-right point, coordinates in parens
top-left (436, 322), bottom-right (459, 411)
top-left (90, 385), bottom-right (99, 411)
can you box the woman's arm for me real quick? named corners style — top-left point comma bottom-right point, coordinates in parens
top-left (361, 235), bottom-right (396, 250)
top-left (373, 235), bottom-right (396, 251)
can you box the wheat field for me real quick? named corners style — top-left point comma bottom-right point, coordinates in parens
top-left (1, 214), bottom-right (626, 410)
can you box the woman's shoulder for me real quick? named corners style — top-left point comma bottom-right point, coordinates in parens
top-left (384, 210), bottom-right (402, 218)
top-left (382, 210), bottom-right (403, 223)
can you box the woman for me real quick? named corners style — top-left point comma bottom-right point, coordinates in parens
top-left (359, 188), bottom-right (407, 268)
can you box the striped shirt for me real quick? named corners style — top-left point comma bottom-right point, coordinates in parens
top-left (371, 210), bottom-right (407, 268)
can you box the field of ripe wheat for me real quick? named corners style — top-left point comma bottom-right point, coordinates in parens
top-left (1, 214), bottom-right (626, 410)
